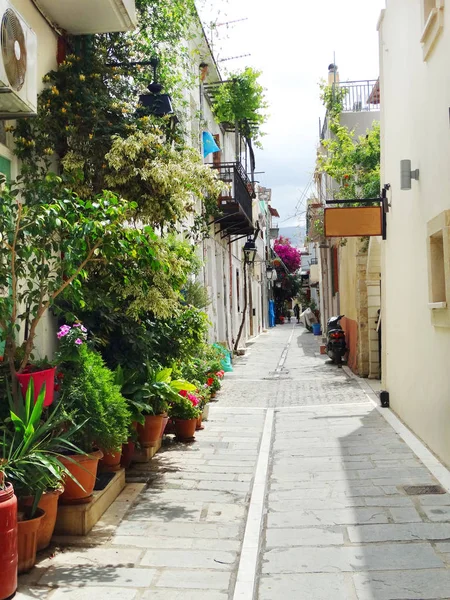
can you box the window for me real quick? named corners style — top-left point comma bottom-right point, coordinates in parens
top-left (427, 210), bottom-right (450, 326)
top-left (421, 0), bottom-right (444, 60)
top-left (429, 231), bottom-right (446, 303)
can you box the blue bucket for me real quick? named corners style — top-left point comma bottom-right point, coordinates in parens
top-left (312, 323), bottom-right (321, 336)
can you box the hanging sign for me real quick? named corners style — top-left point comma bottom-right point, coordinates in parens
top-left (324, 206), bottom-right (382, 237)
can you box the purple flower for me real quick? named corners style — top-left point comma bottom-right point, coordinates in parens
top-left (73, 323), bottom-right (81, 328)
top-left (80, 326), bottom-right (87, 333)
top-left (74, 338), bottom-right (83, 345)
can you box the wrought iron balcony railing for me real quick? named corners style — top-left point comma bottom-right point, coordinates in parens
top-left (212, 162), bottom-right (255, 224)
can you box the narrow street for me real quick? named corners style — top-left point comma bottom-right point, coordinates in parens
top-left (19, 324), bottom-right (450, 600)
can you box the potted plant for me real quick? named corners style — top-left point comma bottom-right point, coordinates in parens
top-left (1, 381), bottom-right (84, 568)
top-left (57, 326), bottom-right (130, 497)
top-left (136, 365), bottom-right (195, 448)
top-left (170, 393), bottom-right (201, 441)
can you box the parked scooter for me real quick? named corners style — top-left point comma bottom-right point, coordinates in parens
top-left (326, 315), bottom-right (347, 365)
top-left (300, 307), bottom-right (318, 332)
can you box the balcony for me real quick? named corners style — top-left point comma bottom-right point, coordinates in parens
top-left (212, 162), bottom-right (256, 239)
top-left (35, 0), bottom-right (137, 34)
top-left (335, 80), bottom-right (379, 113)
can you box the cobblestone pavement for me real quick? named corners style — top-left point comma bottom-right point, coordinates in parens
top-left (17, 325), bottom-right (450, 599)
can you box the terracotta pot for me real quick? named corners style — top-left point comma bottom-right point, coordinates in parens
top-left (202, 404), bottom-right (210, 421)
top-left (173, 418), bottom-right (197, 441)
top-left (17, 508), bottom-right (45, 574)
top-left (58, 450), bottom-right (103, 505)
top-left (21, 488), bottom-right (63, 551)
top-left (121, 440), bottom-right (135, 469)
top-left (164, 418), bottom-right (175, 435)
top-left (0, 484), bottom-right (18, 599)
top-left (16, 367), bottom-right (56, 407)
top-left (137, 414), bottom-right (165, 448)
top-left (210, 391), bottom-right (217, 399)
top-left (160, 415), bottom-right (169, 437)
top-left (100, 449), bottom-right (122, 472)
top-left (196, 414), bottom-right (204, 431)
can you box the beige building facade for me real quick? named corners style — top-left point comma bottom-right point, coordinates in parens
top-left (379, 0), bottom-right (450, 466)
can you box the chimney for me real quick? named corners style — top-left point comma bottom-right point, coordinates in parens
top-left (328, 63), bottom-right (339, 86)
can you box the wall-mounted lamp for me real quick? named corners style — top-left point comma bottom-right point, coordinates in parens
top-left (266, 266), bottom-right (277, 281)
top-left (243, 237), bottom-right (257, 264)
top-left (139, 57), bottom-right (174, 117)
top-left (400, 159), bottom-right (419, 190)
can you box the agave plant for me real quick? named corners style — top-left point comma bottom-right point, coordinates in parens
top-left (0, 380), bottom-right (84, 517)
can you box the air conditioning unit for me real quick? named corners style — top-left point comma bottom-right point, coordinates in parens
top-left (0, 0), bottom-right (36, 118)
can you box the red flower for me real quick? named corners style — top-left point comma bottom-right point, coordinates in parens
top-left (57, 372), bottom-right (64, 380)
top-left (54, 384), bottom-right (60, 392)
top-left (179, 389), bottom-right (188, 397)
top-left (207, 377), bottom-right (214, 387)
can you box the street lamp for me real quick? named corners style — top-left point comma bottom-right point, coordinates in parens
top-left (266, 266), bottom-right (277, 281)
top-left (243, 237), bottom-right (257, 264)
top-left (139, 57), bottom-right (174, 117)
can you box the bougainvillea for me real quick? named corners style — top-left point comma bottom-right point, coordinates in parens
top-left (273, 237), bottom-right (302, 273)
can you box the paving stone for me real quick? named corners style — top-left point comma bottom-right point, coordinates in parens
top-left (38, 567), bottom-right (156, 588)
top-left (39, 548), bottom-right (141, 568)
top-left (267, 507), bottom-right (389, 528)
top-left (347, 522), bottom-right (450, 543)
top-left (258, 573), bottom-right (354, 600)
top-left (140, 549), bottom-right (236, 569)
top-left (418, 494), bottom-right (450, 506)
top-left (14, 589), bottom-right (51, 600)
top-left (265, 526), bottom-right (345, 547)
top-left (126, 501), bottom-right (204, 522)
top-left (141, 591), bottom-right (227, 600)
top-left (49, 588), bottom-right (137, 600)
top-left (262, 543), bottom-right (443, 574)
top-left (156, 569), bottom-right (231, 590)
top-left (123, 521), bottom-right (241, 539)
top-left (389, 506), bottom-right (423, 523)
top-left (353, 569), bottom-right (450, 599)
top-left (206, 503), bottom-right (246, 522)
top-left (112, 535), bottom-right (240, 552)
top-left (422, 505), bottom-right (450, 522)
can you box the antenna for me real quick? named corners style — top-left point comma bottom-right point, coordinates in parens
top-left (218, 53), bottom-right (251, 63)
top-left (208, 16), bottom-right (249, 55)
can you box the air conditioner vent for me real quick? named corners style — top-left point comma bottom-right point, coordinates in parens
top-left (1, 8), bottom-right (27, 91)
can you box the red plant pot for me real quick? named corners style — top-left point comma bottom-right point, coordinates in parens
top-left (0, 484), bottom-right (17, 599)
top-left (16, 367), bottom-right (56, 407)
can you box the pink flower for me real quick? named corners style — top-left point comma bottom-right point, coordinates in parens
top-left (187, 393), bottom-right (199, 407)
top-left (73, 323), bottom-right (81, 328)
top-left (81, 326), bottom-right (87, 333)
top-left (74, 338), bottom-right (83, 345)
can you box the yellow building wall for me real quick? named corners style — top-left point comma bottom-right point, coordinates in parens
top-left (338, 238), bottom-right (358, 322)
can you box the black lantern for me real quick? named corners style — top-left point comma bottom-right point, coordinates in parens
top-left (139, 57), bottom-right (174, 117)
top-left (243, 237), bottom-right (257, 264)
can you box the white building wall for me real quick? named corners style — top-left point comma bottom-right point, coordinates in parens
top-left (379, 1), bottom-right (450, 466)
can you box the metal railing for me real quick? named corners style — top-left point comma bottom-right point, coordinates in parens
top-left (212, 162), bottom-right (254, 223)
top-left (333, 80), bottom-right (380, 112)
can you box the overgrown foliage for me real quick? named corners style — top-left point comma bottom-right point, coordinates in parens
top-left (211, 67), bottom-right (267, 144)
top-left (317, 83), bottom-right (380, 201)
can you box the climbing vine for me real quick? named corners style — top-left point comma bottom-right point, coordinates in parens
top-left (316, 83), bottom-right (380, 202)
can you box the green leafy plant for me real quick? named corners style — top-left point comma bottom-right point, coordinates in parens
top-left (169, 395), bottom-right (200, 420)
top-left (0, 177), bottom-right (155, 394)
top-left (211, 67), bottom-right (267, 145)
top-left (60, 345), bottom-right (131, 453)
top-left (0, 381), bottom-right (84, 517)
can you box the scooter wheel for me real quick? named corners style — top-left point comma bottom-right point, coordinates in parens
top-left (334, 354), bottom-right (342, 365)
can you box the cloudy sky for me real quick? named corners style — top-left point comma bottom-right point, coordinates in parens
top-left (198, 0), bottom-right (385, 226)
